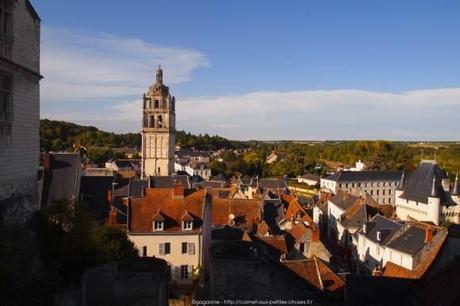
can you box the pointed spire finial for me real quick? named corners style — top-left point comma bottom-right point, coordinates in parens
top-left (397, 172), bottom-right (405, 191)
top-left (156, 65), bottom-right (163, 84)
top-left (430, 176), bottom-right (439, 198)
top-left (452, 171), bottom-right (459, 196)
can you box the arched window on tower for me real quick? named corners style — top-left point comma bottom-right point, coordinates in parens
top-left (149, 115), bottom-right (155, 128)
top-left (158, 115), bottom-right (163, 128)
top-left (161, 100), bottom-right (167, 108)
top-left (154, 100), bottom-right (159, 108)
top-left (145, 116), bottom-right (152, 127)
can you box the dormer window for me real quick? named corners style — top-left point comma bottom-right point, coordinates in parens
top-left (152, 209), bottom-right (165, 231)
top-left (182, 221), bottom-right (193, 231)
top-left (154, 221), bottom-right (164, 231)
top-left (181, 210), bottom-right (195, 231)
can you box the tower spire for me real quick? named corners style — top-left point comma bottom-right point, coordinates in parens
top-left (430, 176), bottom-right (439, 198)
top-left (452, 172), bottom-right (459, 196)
top-left (397, 172), bottom-right (405, 191)
top-left (156, 65), bottom-right (163, 84)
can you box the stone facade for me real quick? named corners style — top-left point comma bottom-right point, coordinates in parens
top-left (141, 66), bottom-right (175, 177)
top-left (0, 0), bottom-right (41, 223)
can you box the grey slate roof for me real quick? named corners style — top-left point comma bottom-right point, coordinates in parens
top-left (324, 170), bottom-right (403, 182)
top-left (386, 226), bottom-right (426, 255)
top-left (401, 161), bottom-right (450, 205)
top-left (259, 178), bottom-right (288, 191)
top-left (149, 175), bottom-right (191, 189)
top-left (79, 176), bottom-right (114, 220)
top-left (41, 153), bottom-right (81, 208)
top-left (362, 214), bottom-right (402, 245)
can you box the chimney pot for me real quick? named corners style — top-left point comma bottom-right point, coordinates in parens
top-left (425, 227), bottom-right (434, 243)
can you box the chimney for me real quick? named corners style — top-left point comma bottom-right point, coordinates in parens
top-left (43, 153), bottom-right (52, 170)
top-left (425, 227), bottom-right (434, 243)
top-left (372, 266), bottom-right (382, 276)
top-left (173, 181), bottom-right (185, 199)
top-left (312, 228), bottom-right (320, 242)
top-left (363, 224), bottom-right (367, 234)
top-left (107, 190), bottom-right (113, 204)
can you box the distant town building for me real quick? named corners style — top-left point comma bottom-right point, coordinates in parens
top-left (184, 162), bottom-right (211, 181)
top-left (266, 151), bottom-right (285, 164)
top-left (0, 0), bottom-right (41, 223)
top-left (141, 66), bottom-right (175, 177)
top-left (297, 173), bottom-right (320, 186)
top-left (395, 160), bottom-right (460, 225)
top-left (320, 170), bottom-right (403, 205)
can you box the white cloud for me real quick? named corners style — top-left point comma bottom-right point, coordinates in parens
top-left (43, 88), bottom-right (460, 140)
top-left (39, 27), bottom-right (460, 140)
top-left (41, 27), bottom-right (209, 101)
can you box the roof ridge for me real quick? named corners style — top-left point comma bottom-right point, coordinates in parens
top-left (313, 256), bottom-right (324, 291)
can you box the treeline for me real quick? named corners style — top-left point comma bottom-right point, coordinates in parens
top-left (209, 141), bottom-right (460, 178)
top-left (40, 119), bottom-right (239, 152)
top-left (40, 119), bottom-right (141, 151)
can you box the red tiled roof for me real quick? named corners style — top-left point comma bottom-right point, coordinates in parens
top-left (282, 257), bottom-right (345, 293)
top-left (288, 223), bottom-right (309, 242)
top-left (211, 197), bottom-right (261, 230)
top-left (257, 235), bottom-right (288, 255)
top-left (282, 194), bottom-right (315, 228)
top-left (129, 188), bottom-right (206, 233)
top-left (282, 258), bottom-right (323, 291)
top-left (256, 221), bottom-right (270, 236)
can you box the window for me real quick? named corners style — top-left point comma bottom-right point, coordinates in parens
top-left (188, 243), bottom-right (195, 255)
top-left (182, 242), bottom-right (188, 254)
top-left (299, 242), bottom-right (305, 253)
top-left (142, 246), bottom-right (147, 257)
top-left (0, 1), bottom-right (13, 58)
top-left (153, 221), bottom-right (163, 231)
top-left (183, 221), bottom-right (193, 231)
top-left (0, 73), bottom-right (12, 121)
top-left (159, 242), bottom-right (171, 255)
top-left (180, 265), bottom-right (189, 279)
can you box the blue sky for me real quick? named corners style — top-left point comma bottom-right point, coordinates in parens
top-left (33, 0), bottom-right (460, 140)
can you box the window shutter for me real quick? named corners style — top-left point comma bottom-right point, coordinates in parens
top-left (187, 265), bottom-right (193, 275)
top-left (159, 243), bottom-right (165, 255)
top-left (174, 266), bottom-right (180, 280)
top-left (188, 243), bottom-right (195, 255)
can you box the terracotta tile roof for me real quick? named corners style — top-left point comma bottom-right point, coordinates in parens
top-left (256, 220), bottom-right (270, 236)
top-left (316, 257), bottom-right (346, 292)
top-left (211, 197), bottom-right (261, 231)
top-left (282, 194), bottom-right (315, 228)
top-left (256, 235), bottom-right (289, 256)
top-left (282, 258), bottom-right (323, 291)
top-left (288, 223), bottom-right (309, 242)
top-left (383, 223), bottom-right (448, 279)
top-left (282, 257), bottom-right (345, 293)
top-left (129, 188), bottom-right (206, 233)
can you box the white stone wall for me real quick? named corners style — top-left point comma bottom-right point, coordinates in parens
top-left (357, 233), bottom-right (413, 271)
top-left (0, 0), bottom-right (40, 223)
top-left (128, 232), bottom-right (202, 283)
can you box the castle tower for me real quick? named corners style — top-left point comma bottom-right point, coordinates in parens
top-left (427, 176), bottom-right (441, 225)
top-left (141, 66), bottom-right (175, 177)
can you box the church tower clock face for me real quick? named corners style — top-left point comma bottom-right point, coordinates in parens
top-left (141, 66), bottom-right (176, 177)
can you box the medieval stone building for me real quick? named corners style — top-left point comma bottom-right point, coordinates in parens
top-left (141, 66), bottom-right (175, 177)
top-left (0, 0), bottom-right (41, 223)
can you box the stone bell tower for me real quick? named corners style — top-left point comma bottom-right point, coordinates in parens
top-left (141, 65), bottom-right (175, 177)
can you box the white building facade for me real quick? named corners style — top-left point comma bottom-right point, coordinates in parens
top-left (0, 0), bottom-right (41, 223)
top-left (320, 170), bottom-right (403, 205)
top-left (395, 161), bottom-right (460, 226)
